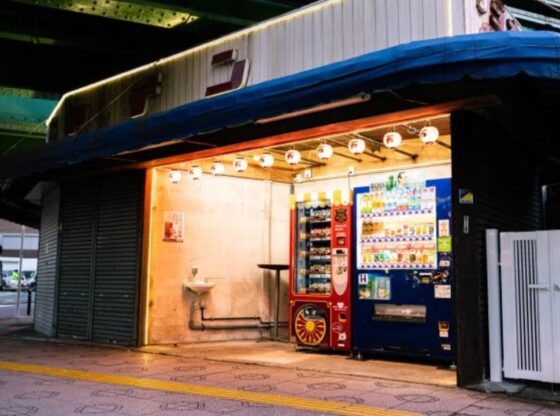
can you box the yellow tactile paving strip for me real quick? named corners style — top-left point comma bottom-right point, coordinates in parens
top-left (0, 360), bottom-right (420, 416)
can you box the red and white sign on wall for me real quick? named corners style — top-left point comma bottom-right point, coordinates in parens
top-left (477, 0), bottom-right (521, 32)
top-left (205, 50), bottom-right (251, 97)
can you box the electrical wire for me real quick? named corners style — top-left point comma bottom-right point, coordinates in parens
top-left (531, 0), bottom-right (560, 14)
top-left (72, 64), bottom-right (159, 138)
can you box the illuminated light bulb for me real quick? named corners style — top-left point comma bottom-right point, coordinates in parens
top-left (316, 143), bottom-right (333, 160)
top-left (285, 149), bottom-right (301, 165)
top-left (233, 157), bottom-right (248, 172)
top-left (259, 153), bottom-right (274, 168)
top-left (419, 126), bottom-right (439, 144)
top-left (169, 170), bottom-right (182, 184)
top-left (210, 161), bottom-right (224, 175)
top-left (189, 165), bottom-right (202, 180)
top-left (348, 138), bottom-right (366, 154)
top-left (383, 132), bottom-right (402, 149)
top-left (294, 173), bottom-right (303, 183)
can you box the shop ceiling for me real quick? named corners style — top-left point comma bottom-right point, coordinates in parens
top-left (165, 115), bottom-right (452, 184)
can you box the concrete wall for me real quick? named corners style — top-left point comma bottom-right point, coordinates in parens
top-left (148, 169), bottom-right (291, 344)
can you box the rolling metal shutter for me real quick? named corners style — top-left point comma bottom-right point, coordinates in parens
top-left (34, 186), bottom-right (61, 337)
top-left (92, 174), bottom-right (143, 345)
top-left (57, 180), bottom-right (96, 341)
top-left (57, 171), bottom-right (144, 346)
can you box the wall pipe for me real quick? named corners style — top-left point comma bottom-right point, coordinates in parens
top-left (189, 302), bottom-right (288, 331)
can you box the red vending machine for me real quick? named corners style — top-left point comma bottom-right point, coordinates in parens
top-left (289, 190), bottom-right (352, 351)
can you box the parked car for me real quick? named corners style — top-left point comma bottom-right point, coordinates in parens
top-left (23, 271), bottom-right (37, 290)
top-left (0, 270), bottom-right (36, 291)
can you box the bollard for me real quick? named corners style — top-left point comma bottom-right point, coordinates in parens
top-left (27, 288), bottom-right (31, 316)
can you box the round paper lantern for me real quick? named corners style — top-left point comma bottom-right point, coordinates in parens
top-left (316, 143), bottom-right (333, 160)
top-left (419, 126), bottom-right (439, 144)
top-left (383, 132), bottom-right (402, 149)
top-left (189, 165), bottom-right (202, 180)
top-left (259, 153), bottom-right (274, 168)
top-left (233, 157), bottom-right (248, 172)
top-left (210, 161), bottom-right (224, 175)
top-left (285, 149), bottom-right (301, 165)
top-left (168, 170), bottom-right (182, 184)
top-left (348, 138), bottom-right (366, 154)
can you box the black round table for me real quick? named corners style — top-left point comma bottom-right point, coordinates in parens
top-left (258, 264), bottom-right (289, 341)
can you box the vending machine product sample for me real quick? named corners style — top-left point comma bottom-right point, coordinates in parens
top-left (352, 173), bottom-right (454, 361)
top-left (289, 191), bottom-right (352, 350)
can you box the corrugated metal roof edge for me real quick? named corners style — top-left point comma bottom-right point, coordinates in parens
top-left (1, 30), bottom-right (560, 181)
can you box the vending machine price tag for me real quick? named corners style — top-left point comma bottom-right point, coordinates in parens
top-left (434, 284), bottom-right (451, 299)
top-left (438, 219), bottom-right (450, 237)
top-left (437, 237), bottom-right (452, 253)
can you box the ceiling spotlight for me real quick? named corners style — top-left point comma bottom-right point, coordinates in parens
top-left (259, 153), bottom-right (274, 168)
top-left (316, 143), bottom-right (333, 160)
top-left (233, 157), bottom-right (248, 172)
top-left (383, 132), bottom-right (402, 149)
top-left (169, 169), bottom-right (182, 184)
top-left (348, 138), bottom-right (366, 154)
top-left (189, 165), bottom-right (202, 180)
top-left (294, 173), bottom-right (303, 183)
top-left (210, 161), bottom-right (224, 175)
top-left (419, 126), bottom-right (439, 144)
top-left (285, 149), bottom-right (301, 165)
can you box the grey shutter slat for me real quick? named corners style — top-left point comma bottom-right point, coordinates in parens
top-left (56, 172), bottom-right (143, 345)
top-left (34, 186), bottom-right (60, 337)
top-left (92, 173), bottom-right (143, 346)
top-left (57, 182), bottom-right (96, 341)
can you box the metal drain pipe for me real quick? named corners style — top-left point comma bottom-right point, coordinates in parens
top-left (189, 302), bottom-right (287, 331)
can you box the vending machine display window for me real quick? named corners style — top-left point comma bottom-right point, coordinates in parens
top-left (357, 184), bottom-right (437, 270)
top-left (294, 200), bottom-right (332, 295)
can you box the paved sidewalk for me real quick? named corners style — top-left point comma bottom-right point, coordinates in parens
top-left (142, 341), bottom-right (457, 387)
top-left (0, 336), bottom-right (559, 415)
top-left (0, 316), bottom-right (33, 336)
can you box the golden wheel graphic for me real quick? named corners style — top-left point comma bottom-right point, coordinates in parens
top-left (294, 305), bottom-right (327, 346)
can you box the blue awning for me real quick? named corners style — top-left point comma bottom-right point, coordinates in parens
top-left (2, 30), bottom-right (560, 179)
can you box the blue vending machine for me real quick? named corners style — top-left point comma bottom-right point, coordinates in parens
top-left (352, 173), bottom-right (454, 362)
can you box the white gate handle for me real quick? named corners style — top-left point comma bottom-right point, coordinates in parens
top-left (528, 284), bottom-right (550, 290)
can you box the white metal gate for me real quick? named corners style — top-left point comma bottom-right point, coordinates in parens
top-left (499, 231), bottom-right (560, 382)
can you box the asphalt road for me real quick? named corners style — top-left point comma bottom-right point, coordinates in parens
top-left (0, 291), bottom-right (35, 318)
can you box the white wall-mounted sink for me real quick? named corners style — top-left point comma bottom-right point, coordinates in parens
top-left (184, 280), bottom-right (216, 295)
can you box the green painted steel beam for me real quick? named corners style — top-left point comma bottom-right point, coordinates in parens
top-left (0, 89), bottom-right (54, 156)
top-left (0, 94), bottom-right (57, 125)
top-left (8, 0), bottom-right (199, 29)
top-left (127, 0), bottom-right (259, 27)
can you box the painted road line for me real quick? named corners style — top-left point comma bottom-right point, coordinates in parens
top-left (0, 361), bottom-right (419, 416)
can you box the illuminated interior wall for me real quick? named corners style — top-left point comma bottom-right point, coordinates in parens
top-left (148, 169), bottom-right (290, 344)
